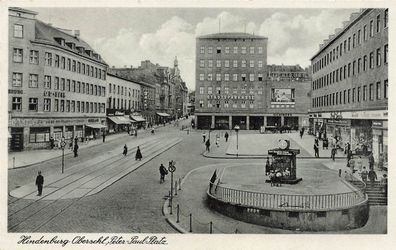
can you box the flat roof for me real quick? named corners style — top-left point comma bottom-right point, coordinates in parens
top-left (197, 32), bottom-right (267, 40)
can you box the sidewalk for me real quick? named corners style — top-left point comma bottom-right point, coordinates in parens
top-left (8, 125), bottom-right (173, 169)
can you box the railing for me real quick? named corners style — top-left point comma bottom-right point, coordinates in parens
top-left (209, 182), bottom-right (366, 210)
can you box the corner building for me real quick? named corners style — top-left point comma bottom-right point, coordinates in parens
top-left (310, 9), bottom-right (388, 166)
top-left (8, 8), bottom-right (108, 151)
top-left (195, 33), bottom-right (310, 130)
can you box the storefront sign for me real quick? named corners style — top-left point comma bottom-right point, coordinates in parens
top-left (43, 90), bottom-right (66, 98)
top-left (10, 117), bottom-right (105, 127)
top-left (320, 110), bottom-right (387, 120)
top-left (330, 112), bottom-right (343, 119)
top-left (88, 118), bottom-right (100, 123)
top-left (9, 89), bottom-right (23, 94)
top-left (325, 119), bottom-right (351, 126)
top-left (207, 95), bottom-right (255, 100)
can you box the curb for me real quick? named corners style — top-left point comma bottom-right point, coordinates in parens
top-left (162, 198), bottom-right (189, 234)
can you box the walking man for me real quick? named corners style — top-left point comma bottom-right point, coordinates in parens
top-left (135, 146), bottom-right (142, 161)
top-left (102, 133), bottom-right (106, 143)
top-left (368, 168), bottom-right (378, 187)
top-left (35, 171), bottom-right (44, 196)
top-left (331, 146), bottom-right (336, 161)
top-left (314, 140), bottom-right (319, 158)
top-left (123, 144), bottom-right (128, 156)
top-left (368, 152), bottom-right (375, 170)
top-left (202, 132), bottom-right (206, 143)
top-left (224, 132), bottom-right (229, 142)
top-left (73, 143), bottom-right (79, 157)
top-left (159, 163), bottom-right (168, 184)
top-left (205, 139), bottom-right (210, 152)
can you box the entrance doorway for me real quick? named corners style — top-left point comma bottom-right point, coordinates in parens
top-left (267, 116), bottom-right (281, 127)
top-left (232, 116), bottom-right (247, 130)
top-left (250, 116), bottom-right (264, 130)
top-left (10, 128), bottom-right (24, 151)
top-left (284, 117), bottom-right (299, 130)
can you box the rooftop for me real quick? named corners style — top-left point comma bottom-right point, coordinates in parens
top-left (197, 32), bottom-right (267, 40)
top-left (9, 7), bottom-right (38, 15)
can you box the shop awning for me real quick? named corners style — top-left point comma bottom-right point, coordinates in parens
top-left (130, 115), bottom-right (146, 122)
top-left (86, 124), bottom-right (107, 129)
top-left (107, 116), bottom-right (132, 125)
top-left (157, 112), bottom-right (170, 117)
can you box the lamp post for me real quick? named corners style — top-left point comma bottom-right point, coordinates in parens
top-left (168, 160), bottom-right (176, 214)
top-left (60, 136), bottom-right (66, 174)
top-left (234, 125), bottom-right (240, 157)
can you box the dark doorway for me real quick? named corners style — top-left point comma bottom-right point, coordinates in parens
top-left (197, 116), bottom-right (211, 129)
top-left (267, 116), bottom-right (281, 127)
top-left (10, 127), bottom-right (24, 151)
top-left (232, 116), bottom-right (247, 130)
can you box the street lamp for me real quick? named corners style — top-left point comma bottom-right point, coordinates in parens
top-left (234, 125), bottom-right (240, 157)
top-left (60, 136), bottom-right (66, 173)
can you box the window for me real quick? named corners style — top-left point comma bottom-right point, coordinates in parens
top-left (348, 63), bottom-right (351, 77)
top-left (13, 48), bottom-right (23, 62)
top-left (207, 73), bottom-right (213, 81)
top-left (376, 48), bottom-right (382, 67)
top-left (249, 60), bottom-right (254, 68)
top-left (249, 74), bottom-right (254, 82)
top-left (348, 37), bottom-right (351, 51)
top-left (363, 25), bottom-right (367, 41)
top-left (54, 99), bottom-right (59, 112)
top-left (45, 52), bottom-right (52, 66)
top-left (258, 74), bottom-right (263, 81)
top-left (233, 60), bottom-right (238, 67)
top-left (77, 81), bottom-right (81, 93)
top-left (241, 74), bottom-right (246, 81)
top-left (77, 101), bottom-right (80, 112)
top-left (384, 9), bottom-right (388, 28)
top-left (376, 14), bottom-right (381, 32)
top-left (207, 101), bottom-right (212, 108)
top-left (384, 44), bottom-right (388, 64)
top-left (60, 100), bottom-right (65, 112)
top-left (216, 47), bottom-right (221, 54)
top-left (199, 100), bottom-right (203, 108)
top-left (352, 88), bottom-right (356, 102)
top-left (241, 101), bottom-right (246, 108)
top-left (241, 47), bottom-right (246, 54)
top-left (358, 29), bottom-right (361, 44)
top-left (199, 74), bottom-right (204, 81)
top-left (258, 88), bottom-right (262, 94)
top-left (225, 60), bottom-right (229, 67)
top-left (384, 80), bottom-right (388, 99)
top-left (12, 72), bottom-right (23, 87)
top-left (208, 47), bottom-right (213, 54)
top-left (258, 47), bottom-right (263, 54)
top-left (224, 100), bottom-right (229, 108)
top-left (352, 61), bottom-right (356, 76)
top-left (258, 60), bottom-right (263, 68)
top-left (249, 88), bottom-right (254, 94)
top-left (233, 46), bottom-right (238, 54)
top-left (224, 74), bottom-right (229, 81)
top-left (363, 55), bottom-right (367, 71)
top-left (199, 60), bottom-right (204, 67)
top-left (208, 60), bottom-right (213, 67)
top-left (29, 127), bottom-right (50, 143)
top-left (44, 75), bottom-right (51, 89)
top-left (61, 78), bottom-right (65, 91)
top-left (28, 98), bottom-right (38, 111)
top-left (370, 20), bottom-right (374, 37)
top-left (72, 80), bottom-right (76, 92)
top-left (207, 87), bottom-right (212, 94)
top-left (249, 47), bottom-right (254, 54)
top-left (242, 60), bottom-right (246, 67)
top-left (71, 100), bottom-right (75, 112)
top-left (353, 34), bottom-right (356, 48)
top-left (67, 58), bottom-right (71, 71)
top-left (369, 84), bottom-right (374, 101)
top-left (29, 50), bottom-right (39, 64)
top-left (376, 82), bottom-right (381, 99)
top-left (61, 57), bottom-right (65, 69)
top-left (77, 62), bottom-right (81, 73)
top-left (363, 85), bottom-right (367, 101)
top-left (233, 74), bottom-right (238, 81)
top-left (54, 77), bottom-right (60, 90)
top-left (216, 87), bottom-right (221, 94)
top-left (29, 74), bottom-right (38, 88)
top-left (55, 55), bottom-right (59, 67)
top-left (44, 98), bottom-right (51, 112)
top-left (216, 60), bottom-right (221, 67)
top-left (12, 97), bottom-right (22, 111)
top-left (14, 24), bottom-right (23, 38)
top-left (348, 89), bottom-right (351, 103)
top-left (232, 101), bottom-right (237, 108)
top-left (216, 73), bottom-right (221, 81)
top-left (225, 47), bottom-right (229, 54)
top-left (233, 87), bottom-right (237, 94)
top-left (369, 52), bottom-right (374, 69)
top-left (225, 87), bottom-right (229, 94)
top-left (66, 100), bottom-right (71, 112)
top-left (200, 46), bottom-right (205, 54)
top-left (82, 63), bottom-right (85, 74)
top-left (66, 79), bottom-right (70, 91)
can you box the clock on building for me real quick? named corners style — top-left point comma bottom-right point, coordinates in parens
top-left (278, 139), bottom-right (290, 150)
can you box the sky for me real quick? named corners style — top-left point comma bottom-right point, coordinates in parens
top-left (31, 8), bottom-right (358, 91)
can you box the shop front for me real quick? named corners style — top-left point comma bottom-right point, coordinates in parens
top-left (196, 115), bottom-right (211, 129)
top-left (107, 115), bottom-right (132, 134)
top-left (130, 114), bottom-right (146, 129)
top-left (249, 116), bottom-right (264, 130)
top-left (350, 119), bottom-right (372, 153)
top-left (372, 120), bottom-right (387, 169)
top-left (214, 116), bottom-right (229, 130)
top-left (325, 119), bottom-right (351, 147)
top-left (156, 112), bottom-right (171, 125)
top-left (232, 116), bottom-right (247, 130)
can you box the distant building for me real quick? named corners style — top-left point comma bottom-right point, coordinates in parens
top-left (8, 7), bottom-right (108, 151)
top-left (310, 8), bottom-right (388, 165)
top-left (194, 32), bottom-right (310, 130)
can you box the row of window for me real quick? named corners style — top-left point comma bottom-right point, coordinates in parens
top-left (199, 59), bottom-right (264, 68)
top-left (198, 86), bottom-right (263, 95)
top-left (198, 100), bottom-right (256, 109)
top-left (107, 97), bottom-right (140, 110)
top-left (108, 83), bottom-right (140, 98)
top-left (198, 73), bottom-right (264, 82)
top-left (313, 9), bottom-right (388, 74)
top-left (200, 45), bottom-right (264, 55)
top-left (12, 48), bottom-right (106, 80)
top-left (312, 80), bottom-right (388, 108)
top-left (11, 73), bottom-right (106, 97)
top-left (312, 45), bottom-right (388, 90)
top-left (11, 97), bottom-right (106, 113)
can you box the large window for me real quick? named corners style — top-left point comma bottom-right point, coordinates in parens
top-left (370, 20), bottom-right (374, 37)
top-left (376, 48), bottom-right (381, 66)
top-left (13, 48), bottom-right (23, 62)
top-left (200, 46), bottom-right (204, 54)
top-left (376, 82), bottom-right (381, 100)
top-left (384, 44), bottom-right (388, 64)
top-left (28, 98), bottom-right (38, 111)
top-left (12, 72), bottom-right (23, 87)
top-left (384, 80), bottom-right (388, 99)
top-left (45, 52), bottom-right (52, 66)
top-left (233, 47), bottom-right (238, 54)
top-left (241, 47), bottom-right (246, 54)
top-left (199, 60), bottom-right (204, 67)
top-left (233, 60), bottom-right (237, 67)
top-left (13, 24), bottom-right (23, 38)
top-left (369, 83), bottom-right (374, 101)
top-left (258, 47), bottom-right (263, 54)
top-left (249, 47), bottom-right (254, 54)
top-left (55, 55), bottom-right (59, 67)
top-left (29, 127), bottom-right (50, 143)
top-left (29, 50), bottom-right (39, 64)
top-left (369, 52), bottom-right (374, 68)
top-left (376, 14), bottom-right (381, 32)
top-left (199, 74), bottom-right (204, 81)
top-left (384, 9), bottom-right (388, 28)
top-left (44, 75), bottom-right (51, 89)
top-left (29, 74), bottom-right (38, 88)
top-left (44, 98), bottom-right (51, 112)
top-left (12, 97), bottom-right (22, 111)
top-left (363, 85), bottom-right (367, 101)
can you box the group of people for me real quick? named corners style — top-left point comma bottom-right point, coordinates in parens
top-left (122, 144), bottom-right (142, 161)
top-left (203, 131), bottom-right (229, 152)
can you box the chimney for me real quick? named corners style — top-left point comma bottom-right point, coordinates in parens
top-left (74, 30), bottom-right (80, 38)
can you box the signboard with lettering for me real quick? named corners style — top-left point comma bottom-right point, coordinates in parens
top-left (207, 95), bottom-right (255, 100)
top-left (9, 89), bottom-right (23, 94)
top-left (10, 117), bottom-right (105, 127)
top-left (43, 90), bottom-right (66, 98)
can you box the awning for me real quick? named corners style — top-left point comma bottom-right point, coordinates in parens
top-left (157, 112), bottom-right (170, 117)
top-left (86, 124), bottom-right (107, 129)
top-left (107, 116), bottom-right (132, 125)
top-left (130, 115), bottom-right (146, 122)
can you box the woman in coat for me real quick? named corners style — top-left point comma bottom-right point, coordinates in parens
top-left (123, 144), bottom-right (128, 156)
top-left (135, 146), bottom-right (142, 161)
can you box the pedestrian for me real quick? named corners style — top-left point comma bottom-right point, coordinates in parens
top-left (102, 133), bottom-right (106, 142)
top-left (135, 146), bottom-right (142, 161)
top-left (74, 136), bottom-right (78, 145)
top-left (380, 174), bottom-right (388, 196)
top-left (338, 169), bottom-right (342, 177)
top-left (347, 149), bottom-right (352, 162)
top-left (134, 129), bottom-right (138, 137)
top-left (265, 157), bottom-right (271, 176)
top-left (202, 132), bottom-right (206, 143)
top-left (205, 139), bottom-right (210, 152)
top-left (151, 128), bottom-right (155, 134)
top-left (368, 152), bottom-right (375, 170)
top-left (360, 166), bottom-right (368, 183)
top-left (73, 143), bottom-right (79, 157)
top-left (123, 144), bottom-right (128, 156)
top-left (331, 147), bottom-right (336, 161)
top-left (35, 171), bottom-right (44, 196)
top-left (159, 163), bottom-right (168, 184)
top-left (215, 134), bottom-right (220, 147)
top-left (368, 169), bottom-right (377, 187)
top-left (314, 141), bottom-right (319, 158)
top-left (50, 137), bottom-right (55, 149)
top-left (300, 127), bottom-right (304, 138)
top-left (224, 131), bottom-right (229, 142)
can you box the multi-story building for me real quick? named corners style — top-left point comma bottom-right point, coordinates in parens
top-left (8, 7), bottom-right (108, 151)
top-left (106, 73), bottom-right (142, 133)
top-left (310, 8), bottom-right (388, 165)
top-left (194, 33), bottom-right (310, 130)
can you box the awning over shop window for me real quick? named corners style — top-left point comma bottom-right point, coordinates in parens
top-left (86, 124), bottom-right (107, 129)
top-left (107, 116), bottom-right (132, 125)
top-left (157, 112), bottom-right (170, 117)
top-left (130, 115), bottom-right (146, 122)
